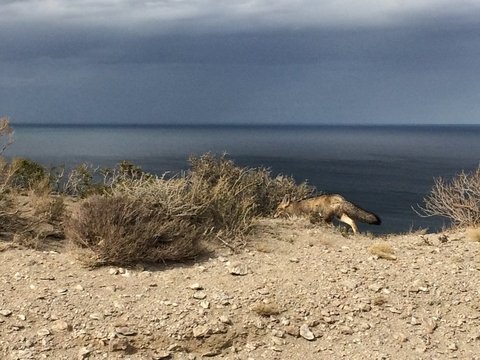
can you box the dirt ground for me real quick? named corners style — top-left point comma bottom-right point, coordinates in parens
top-left (1, 218), bottom-right (479, 360)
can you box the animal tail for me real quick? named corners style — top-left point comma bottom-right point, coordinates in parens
top-left (343, 201), bottom-right (381, 225)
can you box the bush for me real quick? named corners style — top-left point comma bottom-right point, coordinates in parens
top-left (61, 161), bottom-right (153, 197)
top-left (0, 119), bottom-right (22, 234)
top-left (418, 166), bottom-right (480, 227)
top-left (8, 158), bottom-right (47, 190)
top-left (0, 117), bottom-right (14, 155)
top-left (66, 194), bottom-right (205, 266)
top-left (66, 153), bottom-right (316, 265)
top-left (188, 153), bottom-right (314, 215)
top-left (61, 163), bottom-right (101, 197)
top-left (111, 160), bottom-right (149, 182)
top-left (187, 153), bottom-right (314, 245)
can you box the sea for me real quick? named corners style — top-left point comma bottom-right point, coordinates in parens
top-left (5, 123), bottom-right (480, 234)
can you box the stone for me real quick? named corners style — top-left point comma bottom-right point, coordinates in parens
top-left (393, 332), bottom-right (408, 343)
top-left (78, 347), bottom-right (92, 359)
top-left (189, 283), bottom-right (203, 290)
top-left (299, 324), bottom-right (315, 341)
top-left (272, 329), bottom-right (285, 338)
top-left (109, 338), bottom-right (130, 352)
top-left (448, 342), bottom-right (458, 351)
top-left (410, 279), bottom-right (429, 293)
top-left (152, 351), bottom-right (172, 359)
top-left (0, 310), bottom-right (12, 317)
top-left (192, 325), bottom-right (210, 338)
top-left (37, 328), bottom-right (51, 337)
top-left (410, 316), bottom-right (421, 325)
top-left (115, 327), bottom-right (137, 336)
top-left (368, 283), bottom-right (383, 292)
top-left (271, 336), bottom-right (284, 346)
top-left (200, 301), bottom-right (210, 309)
top-left (340, 326), bottom-right (354, 335)
top-left (193, 291), bottom-right (207, 300)
top-left (424, 318), bottom-right (437, 334)
top-left (89, 313), bottom-right (104, 320)
top-left (219, 315), bottom-right (232, 325)
top-left (227, 263), bottom-right (249, 276)
top-left (285, 325), bottom-right (299, 337)
top-left (52, 320), bottom-right (71, 332)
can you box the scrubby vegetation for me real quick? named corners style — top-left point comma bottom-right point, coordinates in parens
top-left (368, 241), bottom-right (396, 260)
top-left (3, 114), bottom-right (475, 267)
top-left (65, 194), bottom-right (204, 266)
top-left (419, 166), bottom-right (480, 227)
top-left (67, 153), bottom-right (314, 265)
top-left (0, 118), bottom-right (314, 265)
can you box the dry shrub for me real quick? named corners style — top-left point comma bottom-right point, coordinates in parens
top-left (66, 153), bottom-right (316, 264)
top-left (66, 171), bottom-right (207, 265)
top-left (66, 194), bottom-right (205, 266)
top-left (252, 302), bottom-right (281, 317)
top-left (188, 153), bottom-right (314, 217)
top-left (187, 154), bottom-right (257, 245)
top-left (31, 193), bottom-right (65, 224)
top-left (0, 194), bottom-right (20, 234)
top-left (0, 119), bottom-right (64, 248)
top-left (0, 118), bottom-right (18, 234)
top-left (61, 163), bottom-right (103, 197)
top-left (255, 242), bottom-right (273, 253)
top-left (466, 227), bottom-right (480, 242)
top-left (186, 153), bottom-right (314, 246)
top-left (0, 117), bottom-right (14, 154)
top-left (418, 167), bottom-right (480, 227)
top-left (60, 161), bottom-right (153, 197)
top-left (368, 242), bottom-right (397, 260)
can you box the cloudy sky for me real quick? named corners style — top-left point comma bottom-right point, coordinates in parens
top-left (1, 0), bottom-right (480, 125)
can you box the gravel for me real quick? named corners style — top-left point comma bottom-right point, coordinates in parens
top-left (0, 218), bottom-right (479, 359)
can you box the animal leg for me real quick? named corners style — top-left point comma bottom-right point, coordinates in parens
top-left (323, 212), bottom-right (334, 224)
top-left (339, 213), bottom-right (359, 234)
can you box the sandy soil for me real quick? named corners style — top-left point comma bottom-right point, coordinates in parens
top-left (1, 218), bottom-right (479, 359)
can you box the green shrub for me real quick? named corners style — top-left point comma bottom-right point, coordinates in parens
top-left (9, 158), bottom-right (47, 190)
top-left (62, 161), bottom-right (153, 197)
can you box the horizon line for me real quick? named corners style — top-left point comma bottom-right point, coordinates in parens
top-left (10, 122), bottom-right (480, 127)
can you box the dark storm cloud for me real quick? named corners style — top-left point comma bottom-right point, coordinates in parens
top-left (1, 1), bottom-right (480, 124)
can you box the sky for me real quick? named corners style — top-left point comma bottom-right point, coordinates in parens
top-left (1, 0), bottom-right (480, 125)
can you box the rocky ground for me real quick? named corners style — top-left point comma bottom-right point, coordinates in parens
top-left (1, 218), bottom-right (480, 360)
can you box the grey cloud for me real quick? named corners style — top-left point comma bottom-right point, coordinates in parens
top-left (1, 1), bottom-right (480, 125)
top-left (2, 0), bottom-right (480, 66)
top-left (2, 0), bottom-right (480, 30)
top-left (3, 20), bottom-right (480, 69)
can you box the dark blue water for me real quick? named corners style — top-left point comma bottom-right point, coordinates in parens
top-left (6, 124), bottom-right (480, 234)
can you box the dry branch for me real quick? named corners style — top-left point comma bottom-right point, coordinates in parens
top-left (417, 167), bottom-right (480, 227)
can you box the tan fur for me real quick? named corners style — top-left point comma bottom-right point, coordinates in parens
top-left (274, 194), bottom-right (381, 234)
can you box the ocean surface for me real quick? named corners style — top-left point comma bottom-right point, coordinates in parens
top-left (6, 124), bottom-right (480, 234)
